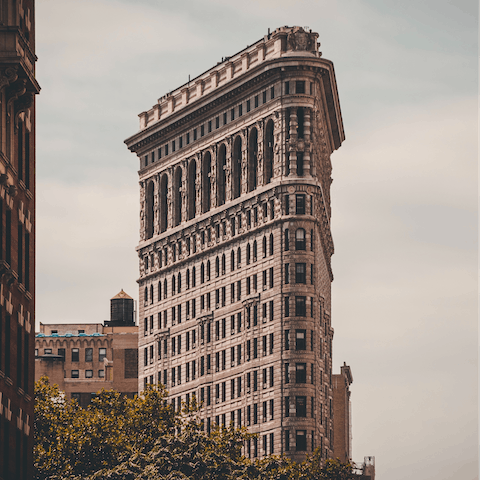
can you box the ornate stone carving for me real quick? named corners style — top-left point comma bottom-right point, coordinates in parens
top-left (0, 67), bottom-right (18, 90)
top-left (286, 27), bottom-right (316, 52)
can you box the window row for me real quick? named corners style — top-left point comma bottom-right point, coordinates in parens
top-left (70, 369), bottom-right (105, 378)
top-left (145, 122), bottom-right (276, 238)
top-left (284, 262), bottom-right (315, 285)
top-left (284, 193), bottom-right (313, 216)
top-left (144, 244), bottom-right (274, 305)
top-left (143, 86), bottom-right (276, 169)
top-left (284, 227), bottom-right (314, 251)
top-left (146, 333), bottom-right (275, 370)
top-left (38, 347), bottom-right (107, 363)
top-left (284, 296), bottom-right (315, 318)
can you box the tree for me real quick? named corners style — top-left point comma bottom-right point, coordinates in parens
top-left (34, 376), bottom-right (357, 480)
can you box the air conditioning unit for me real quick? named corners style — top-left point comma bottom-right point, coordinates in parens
top-left (200, 339), bottom-right (204, 345)
top-left (231, 330), bottom-right (235, 335)
top-left (231, 361), bottom-right (235, 367)
top-left (247, 387), bottom-right (251, 393)
top-left (192, 343), bottom-right (196, 348)
top-left (263, 383), bottom-right (266, 389)
top-left (215, 398), bottom-right (219, 404)
top-left (262, 317), bottom-right (267, 323)
top-left (215, 335), bottom-right (219, 341)
top-left (186, 315), bottom-right (190, 320)
top-left (216, 303), bottom-right (219, 309)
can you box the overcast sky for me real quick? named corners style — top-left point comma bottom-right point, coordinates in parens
top-left (35, 1), bottom-right (477, 479)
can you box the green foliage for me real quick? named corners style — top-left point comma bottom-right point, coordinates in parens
top-left (34, 376), bottom-right (356, 480)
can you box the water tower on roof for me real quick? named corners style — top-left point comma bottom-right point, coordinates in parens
top-left (105, 289), bottom-right (135, 326)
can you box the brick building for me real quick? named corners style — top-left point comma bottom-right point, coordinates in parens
top-left (333, 362), bottom-right (353, 462)
top-left (125, 26), bottom-right (345, 461)
top-left (0, 1), bottom-right (40, 478)
top-left (35, 290), bottom-right (138, 408)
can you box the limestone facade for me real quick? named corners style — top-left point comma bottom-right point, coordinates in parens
top-left (125, 26), bottom-right (344, 461)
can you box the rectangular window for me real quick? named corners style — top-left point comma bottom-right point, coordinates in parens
top-left (295, 263), bottom-right (306, 284)
top-left (85, 348), bottom-right (93, 362)
top-left (270, 300), bottom-right (274, 321)
top-left (285, 396), bottom-right (290, 417)
top-left (223, 112), bottom-right (227, 125)
top-left (71, 370), bottom-right (79, 378)
top-left (186, 132), bottom-right (190, 144)
top-left (285, 81), bottom-right (290, 94)
top-left (253, 370), bottom-right (258, 391)
top-left (311, 264), bottom-right (314, 284)
top-left (285, 263), bottom-right (290, 284)
top-left (284, 228), bottom-right (289, 251)
top-left (215, 117), bottom-right (219, 129)
top-left (296, 363), bottom-right (307, 383)
top-left (284, 297), bottom-right (290, 317)
top-left (172, 140), bottom-right (176, 152)
top-left (254, 95), bottom-right (259, 108)
top-left (208, 120), bottom-right (212, 133)
top-left (99, 348), bottom-right (107, 362)
top-left (246, 100), bottom-right (251, 112)
top-left (271, 86), bottom-right (275, 99)
top-left (179, 136), bottom-right (183, 148)
top-left (295, 296), bottom-right (306, 317)
top-left (285, 363), bottom-right (290, 383)
top-left (201, 125), bottom-right (205, 136)
top-left (99, 369), bottom-right (105, 378)
top-left (71, 348), bottom-right (79, 362)
top-left (85, 370), bottom-right (93, 378)
top-left (269, 334), bottom-right (274, 355)
top-left (269, 267), bottom-right (274, 288)
top-left (239, 104), bottom-right (243, 116)
top-left (296, 81), bottom-right (305, 94)
top-left (253, 338), bottom-right (258, 359)
top-left (194, 128), bottom-right (197, 140)
top-left (231, 108), bottom-right (235, 121)
top-left (296, 329), bottom-right (306, 350)
top-left (296, 194), bottom-right (306, 214)
top-left (285, 430), bottom-right (290, 451)
top-left (262, 91), bottom-right (267, 104)
top-left (285, 330), bottom-right (290, 350)
top-left (296, 430), bottom-right (307, 451)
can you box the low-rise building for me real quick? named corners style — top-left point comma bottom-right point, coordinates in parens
top-left (35, 290), bottom-right (138, 407)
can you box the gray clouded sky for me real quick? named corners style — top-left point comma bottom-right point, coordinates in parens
top-left (35, 1), bottom-right (477, 479)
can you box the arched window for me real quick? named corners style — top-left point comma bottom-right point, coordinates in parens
top-left (221, 254), bottom-right (226, 275)
top-left (172, 275), bottom-right (176, 295)
top-left (144, 286), bottom-right (148, 306)
top-left (262, 236), bottom-right (267, 258)
top-left (201, 263), bottom-right (205, 284)
top-left (253, 240), bottom-right (257, 261)
top-left (163, 279), bottom-right (167, 299)
top-left (174, 166), bottom-right (182, 226)
top-left (217, 143), bottom-right (227, 206)
top-left (186, 269), bottom-right (190, 289)
top-left (206, 260), bottom-right (211, 281)
top-left (232, 136), bottom-right (242, 199)
top-left (248, 128), bottom-right (258, 192)
top-left (246, 244), bottom-right (251, 265)
top-left (160, 174), bottom-right (168, 232)
top-left (158, 281), bottom-right (162, 301)
top-left (192, 266), bottom-right (196, 287)
top-left (295, 228), bottom-right (306, 250)
top-left (145, 181), bottom-right (154, 239)
top-left (231, 250), bottom-right (235, 272)
top-left (264, 119), bottom-right (274, 184)
top-left (237, 247), bottom-right (242, 268)
top-left (202, 152), bottom-right (212, 213)
top-left (150, 285), bottom-right (154, 304)
top-left (269, 233), bottom-right (274, 256)
top-left (178, 273), bottom-right (182, 293)
top-left (188, 159), bottom-right (196, 220)
top-left (215, 257), bottom-right (220, 277)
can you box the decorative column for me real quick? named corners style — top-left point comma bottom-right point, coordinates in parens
top-left (167, 168), bottom-right (173, 229)
top-left (139, 181), bottom-right (145, 241)
top-left (273, 111), bottom-right (283, 179)
top-left (241, 128), bottom-right (248, 194)
top-left (195, 153), bottom-right (202, 217)
top-left (303, 108), bottom-right (312, 177)
top-left (288, 108), bottom-right (298, 176)
top-left (225, 137), bottom-right (232, 202)
top-left (256, 119), bottom-right (265, 188)
top-left (210, 145), bottom-right (217, 208)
